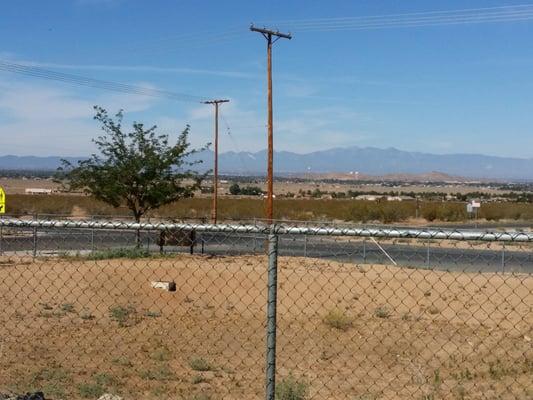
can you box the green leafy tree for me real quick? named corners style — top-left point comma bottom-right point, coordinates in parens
top-left (229, 183), bottom-right (241, 195)
top-left (59, 106), bottom-right (208, 227)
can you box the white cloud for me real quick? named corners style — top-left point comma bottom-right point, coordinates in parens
top-left (0, 74), bottom-right (372, 157)
top-left (0, 77), bottom-right (157, 155)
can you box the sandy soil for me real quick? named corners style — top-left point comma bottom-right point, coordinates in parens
top-left (0, 254), bottom-right (531, 400)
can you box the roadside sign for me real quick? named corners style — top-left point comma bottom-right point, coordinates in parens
top-left (0, 186), bottom-right (5, 214)
top-left (471, 201), bottom-right (481, 208)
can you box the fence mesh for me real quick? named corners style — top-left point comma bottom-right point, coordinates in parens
top-left (0, 218), bottom-right (531, 400)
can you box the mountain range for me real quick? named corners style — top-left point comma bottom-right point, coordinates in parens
top-left (1, 146), bottom-right (532, 181)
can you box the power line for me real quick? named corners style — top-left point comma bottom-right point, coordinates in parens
top-left (0, 60), bottom-right (208, 103)
top-left (123, 28), bottom-right (249, 56)
top-left (290, 14), bottom-right (533, 32)
top-left (261, 4), bottom-right (533, 32)
top-left (219, 111), bottom-right (252, 176)
top-left (265, 4), bottom-right (533, 24)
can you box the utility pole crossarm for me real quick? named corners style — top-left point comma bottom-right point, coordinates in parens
top-left (250, 25), bottom-right (292, 40)
top-left (203, 99), bottom-right (229, 105)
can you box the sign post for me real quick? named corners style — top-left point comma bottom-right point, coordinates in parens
top-left (467, 200), bottom-right (481, 226)
top-left (0, 186), bottom-right (5, 214)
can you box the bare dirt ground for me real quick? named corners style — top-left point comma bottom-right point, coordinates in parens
top-left (0, 255), bottom-right (531, 399)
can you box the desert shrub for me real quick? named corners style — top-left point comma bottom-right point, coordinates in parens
top-left (9, 194), bottom-right (533, 222)
top-left (480, 204), bottom-right (506, 221)
top-left (374, 305), bottom-right (392, 319)
top-left (86, 248), bottom-right (151, 260)
top-left (436, 203), bottom-right (467, 221)
top-left (276, 373), bottom-right (308, 400)
top-left (421, 203), bottom-right (438, 222)
top-left (189, 357), bottom-right (213, 371)
top-left (350, 203), bottom-right (371, 222)
top-left (323, 309), bottom-right (353, 331)
top-left (109, 305), bottom-right (136, 327)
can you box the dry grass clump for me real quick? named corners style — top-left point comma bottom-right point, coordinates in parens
top-left (323, 309), bottom-right (354, 331)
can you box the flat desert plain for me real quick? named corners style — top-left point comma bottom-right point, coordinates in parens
top-left (0, 254), bottom-right (531, 399)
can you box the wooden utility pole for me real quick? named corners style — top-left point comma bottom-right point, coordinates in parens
top-left (203, 99), bottom-right (229, 224)
top-left (250, 25), bottom-right (291, 223)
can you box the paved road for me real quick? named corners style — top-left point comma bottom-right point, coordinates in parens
top-left (1, 226), bottom-right (531, 274)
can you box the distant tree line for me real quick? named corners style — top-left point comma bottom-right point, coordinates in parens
top-left (229, 183), bottom-right (263, 196)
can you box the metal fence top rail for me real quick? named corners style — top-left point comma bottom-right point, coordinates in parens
top-left (1, 217), bottom-right (533, 242)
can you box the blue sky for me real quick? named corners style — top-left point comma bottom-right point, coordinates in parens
top-left (1, 0), bottom-right (533, 158)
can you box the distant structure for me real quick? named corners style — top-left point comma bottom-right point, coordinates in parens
top-left (25, 188), bottom-right (52, 195)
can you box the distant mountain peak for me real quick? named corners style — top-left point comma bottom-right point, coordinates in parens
top-left (1, 147), bottom-right (532, 181)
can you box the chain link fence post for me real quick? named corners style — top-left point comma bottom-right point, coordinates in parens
top-left (253, 217), bottom-right (257, 254)
top-left (32, 213), bottom-right (38, 258)
top-left (303, 221), bottom-right (308, 257)
top-left (265, 224), bottom-right (279, 400)
top-left (426, 238), bottom-right (430, 268)
top-left (91, 216), bottom-right (95, 253)
top-left (501, 242), bottom-right (506, 273)
top-left (0, 224), bottom-right (3, 256)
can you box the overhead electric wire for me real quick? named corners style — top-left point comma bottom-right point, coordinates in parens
top-left (260, 4), bottom-right (533, 32)
top-left (127, 28), bottom-right (244, 50)
top-left (266, 4), bottom-right (533, 25)
top-left (220, 111), bottom-right (252, 176)
top-left (288, 14), bottom-right (533, 32)
top-left (0, 60), bottom-right (208, 103)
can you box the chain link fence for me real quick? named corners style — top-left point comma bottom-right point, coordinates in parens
top-left (0, 218), bottom-right (531, 399)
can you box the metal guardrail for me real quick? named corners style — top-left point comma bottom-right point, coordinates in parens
top-left (1, 217), bottom-right (533, 241)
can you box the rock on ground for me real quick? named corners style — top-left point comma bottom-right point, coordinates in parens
top-left (97, 394), bottom-right (123, 400)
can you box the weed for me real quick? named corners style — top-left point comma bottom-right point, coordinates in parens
top-left (433, 369), bottom-right (441, 390)
top-left (152, 347), bottom-right (171, 362)
top-left (275, 373), bottom-right (308, 400)
top-left (190, 394), bottom-right (211, 400)
top-left (31, 367), bottom-right (71, 384)
top-left (374, 306), bottom-right (391, 319)
top-left (94, 372), bottom-right (116, 387)
top-left (80, 310), bottom-right (95, 320)
top-left (189, 357), bottom-right (213, 372)
top-left (455, 384), bottom-right (466, 400)
top-left (428, 306), bottom-right (440, 315)
top-left (488, 359), bottom-right (507, 380)
top-left (451, 366), bottom-right (475, 383)
top-left (109, 305), bottom-right (136, 327)
top-left (151, 386), bottom-right (168, 397)
top-left (192, 374), bottom-right (206, 384)
top-left (78, 373), bottom-right (118, 398)
top-left (139, 364), bottom-right (175, 381)
top-left (30, 367), bottom-right (71, 399)
top-left (323, 309), bottom-right (353, 331)
top-left (61, 303), bottom-right (75, 313)
top-left (145, 310), bottom-right (161, 318)
top-left (112, 356), bottom-right (133, 367)
top-left (78, 382), bottom-right (105, 399)
top-left (86, 247), bottom-right (151, 260)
